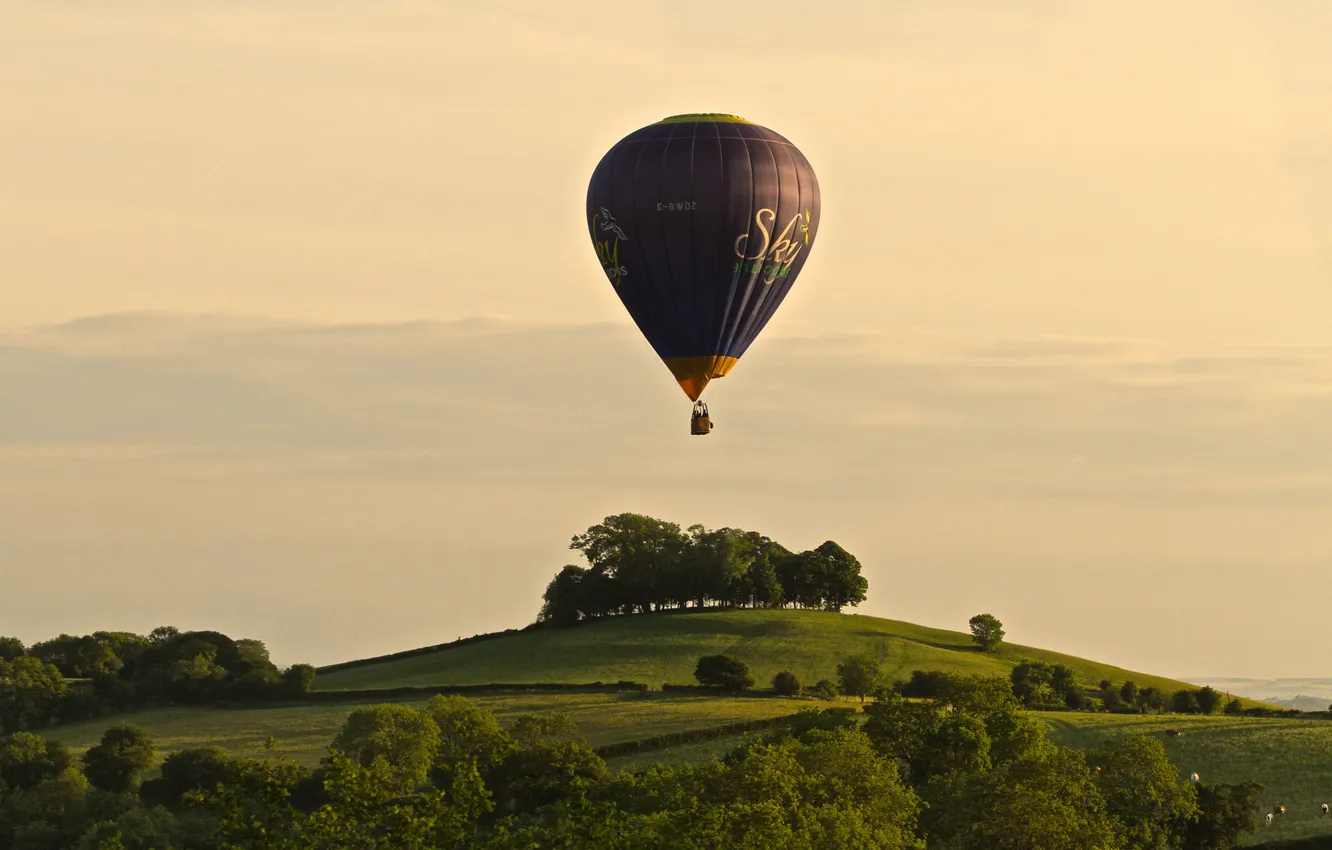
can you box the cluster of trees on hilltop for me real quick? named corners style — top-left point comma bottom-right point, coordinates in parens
top-left (0, 683), bottom-right (1267, 848)
top-left (0, 627), bottom-right (316, 733)
top-left (537, 513), bottom-right (869, 625)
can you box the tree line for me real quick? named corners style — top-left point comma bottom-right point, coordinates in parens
top-left (0, 628), bottom-right (316, 734)
top-left (684, 651), bottom-right (1298, 723)
top-left (0, 679), bottom-right (1268, 848)
top-left (537, 513), bottom-right (869, 625)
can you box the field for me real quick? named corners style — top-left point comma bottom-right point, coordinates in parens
top-left (316, 609), bottom-right (1207, 697)
top-left (42, 691), bottom-right (812, 768)
top-left (1043, 713), bottom-right (1332, 847)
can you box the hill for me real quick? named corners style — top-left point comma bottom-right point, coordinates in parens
top-left (315, 608), bottom-right (1208, 696)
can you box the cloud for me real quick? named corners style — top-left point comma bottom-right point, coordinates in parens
top-left (3, 313), bottom-right (1330, 501)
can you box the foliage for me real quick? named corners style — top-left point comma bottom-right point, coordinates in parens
top-left (771, 671), bottom-right (802, 697)
top-left (1184, 781), bottom-right (1264, 850)
top-left (537, 514), bottom-right (869, 623)
top-left (81, 725), bottom-right (156, 793)
top-left (328, 704), bottom-right (441, 795)
top-left (0, 733), bottom-right (72, 792)
top-left (694, 655), bottom-right (754, 692)
top-left (968, 614), bottom-right (1005, 652)
top-left (0, 691), bottom-right (1284, 849)
top-left (1195, 686), bottom-right (1223, 716)
top-left (836, 654), bottom-right (883, 702)
top-left (0, 639), bottom-right (24, 663)
top-left (1090, 734), bottom-right (1199, 848)
top-left (0, 657), bottom-right (67, 734)
top-left (283, 663), bottom-right (318, 695)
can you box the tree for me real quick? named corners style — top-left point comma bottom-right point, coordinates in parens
top-left (1138, 687), bottom-right (1167, 712)
top-left (0, 638), bottom-right (24, 662)
top-left (1050, 665), bottom-right (1078, 695)
top-left (147, 626), bottom-right (179, 646)
top-left (537, 565), bottom-right (587, 625)
top-left (329, 704), bottom-right (441, 795)
top-left (1184, 781), bottom-right (1264, 849)
top-left (1010, 660), bottom-right (1056, 708)
top-left (772, 671), bottom-right (802, 697)
top-left (570, 513), bottom-right (690, 614)
top-left (922, 747), bottom-right (1117, 850)
top-left (694, 655), bottom-right (753, 692)
top-left (1119, 680), bottom-right (1139, 707)
top-left (0, 656), bottom-right (67, 734)
top-left (1063, 688), bottom-right (1088, 710)
top-left (810, 541), bottom-right (869, 611)
top-left (281, 663), bottom-right (317, 695)
top-left (1195, 686), bottom-right (1222, 715)
top-left (0, 732), bottom-right (72, 792)
top-left (1171, 689), bottom-right (1200, 714)
top-left (968, 614), bottom-right (1005, 651)
top-left (425, 694), bottom-right (515, 785)
top-left (490, 741), bottom-right (607, 814)
top-left (1091, 734), bottom-right (1200, 848)
top-left (836, 653), bottom-right (883, 703)
top-left (1100, 683), bottom-right (1122, 709)
top-left (82, 724), bottom-right (156, 793)
top-left (142, 745), bottom-right (232, 808)
top-left (1223, 698), bottom-right (1243, 716)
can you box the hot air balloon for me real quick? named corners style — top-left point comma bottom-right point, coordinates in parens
top-left (585, 113), bottom-right (821, 434)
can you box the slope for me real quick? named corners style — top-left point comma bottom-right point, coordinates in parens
top-left (315, 609), bottom-right (1203, 696)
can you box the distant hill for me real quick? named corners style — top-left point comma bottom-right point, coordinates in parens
top-left (315, 609), bottom-right (1213, 696)
top-left (1193, 678), bottom-right (1332, 713)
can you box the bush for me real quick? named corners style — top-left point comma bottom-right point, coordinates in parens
top-left (772, 671), bottom-right (802, 697)
top-left (1224, 699), bottom-right (1243, 716)
top-left (694, 655), bottom-right (754, 692)
top-left (282, 663), bottom-right (317, 695)
top-left (898, 670), bottom-right (953, 699)
top-left (82, 724), bottom-right (156, 793)
top-left (812, 679), bottom-right (840, 701)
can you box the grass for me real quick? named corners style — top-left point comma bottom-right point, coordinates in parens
top-left (316, 609), bottom-right (1211, 697)
top-left (42, 691), bottom-right (813, 769)
top-left (1042, 712), bottom-right (1332, 847)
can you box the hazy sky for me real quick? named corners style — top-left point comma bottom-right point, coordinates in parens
top-left (2, 1), bottom-right (1330, 680)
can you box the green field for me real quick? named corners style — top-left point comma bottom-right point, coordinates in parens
top-left (42, 691), bottom-right (812, 768)
top-left (1043, 713), bottom-right (1332, 847)
top-left (316, 609), bottom-right (1213, 697)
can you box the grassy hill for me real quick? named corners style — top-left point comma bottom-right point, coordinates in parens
top-left (316, 608), bottom-right (1208, 697)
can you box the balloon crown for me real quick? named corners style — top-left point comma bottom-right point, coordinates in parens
top-left (656, 113), bottom-right (754, 124)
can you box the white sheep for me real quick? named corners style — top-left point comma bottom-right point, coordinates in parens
top-left (1265, 813), bottom-right (1274, 826)
top-left (1322, 803), bottom-right (1329, 816)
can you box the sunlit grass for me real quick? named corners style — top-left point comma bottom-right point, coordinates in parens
top-left (316, 609), bottom-right (1204, 698)
top-left (42, 691), bottom-right (812, 768)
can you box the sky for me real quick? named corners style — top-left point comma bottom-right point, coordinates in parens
top-left (1, 1), bottom-right (1330, 680)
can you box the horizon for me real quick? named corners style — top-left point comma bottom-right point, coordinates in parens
top-left (3, 1), bottom-right (1331, 683)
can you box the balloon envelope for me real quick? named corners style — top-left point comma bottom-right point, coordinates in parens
top-left (586, 113), bottom-right (820, 400)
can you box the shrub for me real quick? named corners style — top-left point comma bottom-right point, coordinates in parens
top-left (772, 671), bottom-right (802, 697)
top-left (694, 655), bottom-right (753, 692)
